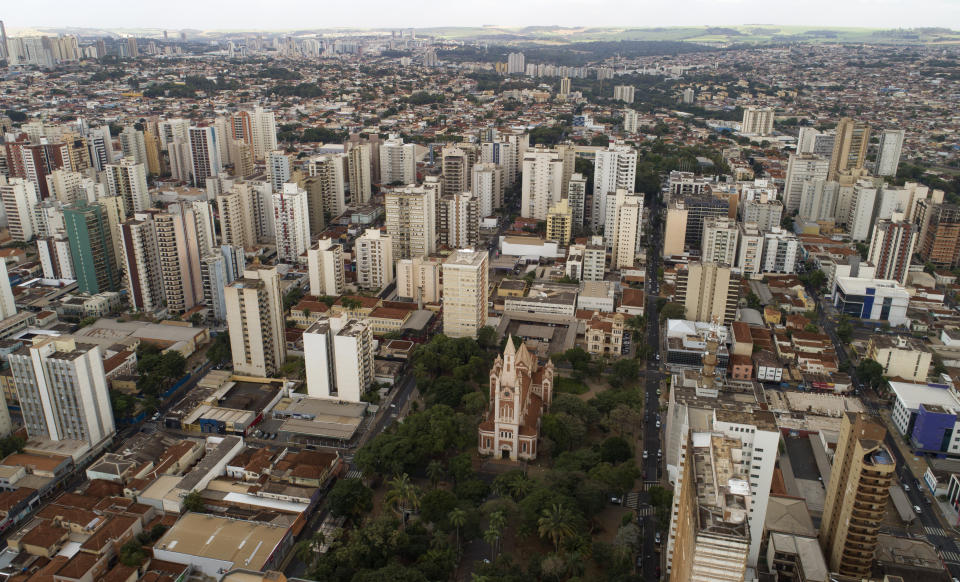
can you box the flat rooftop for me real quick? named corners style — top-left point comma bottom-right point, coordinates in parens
top-left (888, 381), bottom-right (960, 413)
top-left (154, 512), bottom-right (288, 569)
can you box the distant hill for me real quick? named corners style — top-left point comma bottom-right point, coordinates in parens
top-left (7, 24), bottom-right (959, 46)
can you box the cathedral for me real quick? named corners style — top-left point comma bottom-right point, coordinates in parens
top-left (478, 336), bottom-right (554, 461)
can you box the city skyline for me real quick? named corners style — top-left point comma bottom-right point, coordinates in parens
top-left (3, 0), bottom-right (960, 32)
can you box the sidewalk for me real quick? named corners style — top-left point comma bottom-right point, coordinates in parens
top-left (879, 410), bottom-right (929, 478)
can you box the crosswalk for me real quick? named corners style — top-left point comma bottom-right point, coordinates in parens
top-left (635, 506), bottom-right (655, 517)
top-left (942, 550), bottom-right (960, 564)
top-left (624, 493), bottom-right (641, 509)
top-left (925, 526), bottom-right (950, 537)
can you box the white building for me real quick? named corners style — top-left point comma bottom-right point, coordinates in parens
top-left (507, 52), bottom-right (525, 74)
top-left (0, 178), bottom-right (39, 242)
top-left (355, 229), bottom-right (394, 291)
top-left (120, 215), bottom-right (164, 314)
top-left (834, 277), bottom-right (909, 326)
top-left (250, 106), bottom-right (279, 161)
top-left (607, 190), bottom-right (644, 269)
top-left (741, 107), bottom-right (775, 136)
top-left (396, 256), bottom-right (443, 304)
top-left (9, 337), bottom-right (115, 448)
top-left (187, 126), bottom-right (222, 188)
top-left (0, 261), bottom-right (15, 320)
top-left (472, 163), bottom-right (503, 218)
top-left (268, 150), bottom-right (292, 193)
top-left (224, 265), bottom-right (286, 377)
top-left (623, 109), bottom-right (640, 133)
top-left (797, 179), bottom-right (839, 223)
top-left (761, 228), bottom-right (800, 274)
top-left (273, 183), bottom-right (311, 264)
top-left (783, 153), bottom-right (829, 213)
top-left (664, 405), bottom-right (778, 571)
top-left (847, 180), bottom-right (879, 241)
top-left (385, 184), bottom-right (436, 260)
top-left (875, 129), bottom-right (905, 177)
top-left (306, 154), bottom-right (347, 219)
top-left (521, 148), bottom-right (565, 220)
top-left (105, 158), bottom-right (150, 214)
top-left (347, 143), bottom-right (372, 205)
top-left (593, 143), bottom-right (637, 231)
top-left (303, 316), bottom-right (375, 403)
top-left (613, 85), bottom-right (635, 104)
top-left (702, 217), bottom-right (739, 265)
top-left (736, 224), bottom-right (763, 276)
top-left (307, 238), bottom-right (345, 297)
top-left (379, 137), bottom-right (417, 186)
top-left (442, 249), bottom-right (488, 338)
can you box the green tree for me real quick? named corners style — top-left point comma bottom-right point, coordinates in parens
top-left (207, 333), bottom-right (232, 365)
top-left (426, 459), bottom-right (445, 488)
top-left (477, 326), bottom-right (498, 349)
top-left (118, 539), bottom-right (146, 567)
top-left (857, 358), bottom-right (886, 389)
top-left (538, 503), bottom-right (576, 554)
top-left (449, 507), bottom-right (468, 556)
top-left (183, 491), bottom-right (204, 512)
top-left (659, 302), bottom-right (686, 321)
top-left (600, 436), bottom-right (632, 464)
top-left (610, 358), bottom-right (640, 385)
top-left (327, 478), bottom-right (373, 521)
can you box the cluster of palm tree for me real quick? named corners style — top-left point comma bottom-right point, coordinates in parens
top-left (492, 469), bottom-right (534, 500)
top-left (483, 509), bottom-right (508, 560)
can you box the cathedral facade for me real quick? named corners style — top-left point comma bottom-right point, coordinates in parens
top-left (478, 337), bottom-right (554, 461)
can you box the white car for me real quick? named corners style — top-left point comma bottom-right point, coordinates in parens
top-left (643, 450), bottom-right (649, 459)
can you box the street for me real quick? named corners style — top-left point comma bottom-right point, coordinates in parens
top-left (640, 186), bottom-right (665, 581)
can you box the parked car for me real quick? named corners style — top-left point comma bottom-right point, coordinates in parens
top-left (903, 484), bottom-right (910, 492)
top-left (655, 532), bottom-right (661, 544)
top-left (610, 496), bottom-right (622, 505)
top-left (914, 505), bottom-right (923, 514)
top-left (643, 450), bottom-right (649, 459)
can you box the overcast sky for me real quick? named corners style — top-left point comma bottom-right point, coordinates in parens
top-left (5, 0), bottom-right (959, 31)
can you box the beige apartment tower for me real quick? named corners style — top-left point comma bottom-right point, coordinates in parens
top-left (385, 185), bottom-right (437, 260)
top-left (663, 200), bottom-right (688, 257)
top-left (224, 265), bottom-right (286, 377)
top-left (677, 262), bottom-right (739, 325)
top-left (442, 249), bottom-right (489, 338)
top-left (217, 184), bottom-right (257, 250)
top-left (828, 118), bottom-right (871, 180)
top-left (546, 199), bottom-right (573, 245)
top-left (819, 413), bottom-right (895, 578)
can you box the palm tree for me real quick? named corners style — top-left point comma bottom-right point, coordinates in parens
top-left (426, 460), bottom-right (444, 489)
top-left (449, 507), bottom-right (468, 555)
top-left (483, 525), bottom-right (501, 561)
top-left (538, 503), bottom-right (576, 554)
top-left (507, 472), bottom-right (533, 500)
top-left (385, 473), bottom-right (420, 530)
